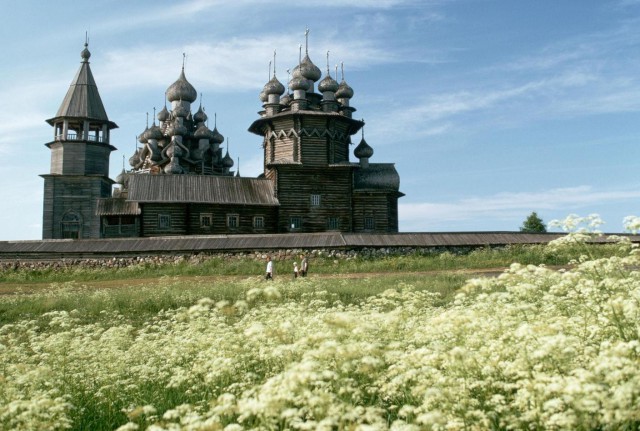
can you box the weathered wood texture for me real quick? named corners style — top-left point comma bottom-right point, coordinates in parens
top-left (3, 232), bottom-right (639, 259)
top-left (274, 166), bottom-right (353, 232)
top-left (137, 203), bottom-right (278, 237)
top-left (42, 175), bottom-right (112, 239)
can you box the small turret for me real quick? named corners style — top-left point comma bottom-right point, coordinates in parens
top-left (354, 125), bottom-right (374, 168)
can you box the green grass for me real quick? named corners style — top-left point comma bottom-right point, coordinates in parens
top-left (0, 272), bottom-right (469, 327)
top-left (0, 243), bottom-right (624, 284)
top-left (0, 242), bottom-right (626, 327)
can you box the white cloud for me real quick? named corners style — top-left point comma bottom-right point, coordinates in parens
top-left (400, 186), bottom-right (640, 231)
top-left (98, 35), bottom-right (395, 94)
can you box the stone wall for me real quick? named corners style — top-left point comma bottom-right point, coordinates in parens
top-left (0, 245), bottom-right (480, 272)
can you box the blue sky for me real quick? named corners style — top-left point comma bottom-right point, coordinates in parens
top-left (1, 0), bottom-right (640, 240)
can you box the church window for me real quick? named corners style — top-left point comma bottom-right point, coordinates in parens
top-left (327, 217), bottom-right (340, 230)
top-left (227, 214), bottom-right (239, 229)
top-left (253, 216), bottom-right (265, 229)
top-left (200, 213), bottom-right (212, 228)
top-left (310, 194), bottom-right (321, 207)
top-left (290, 216), bottom-right (302, 230)
top-left (364, 216), bottom-right (375, 230)
top-left (158, 214), bottom-right (171, 230)
top-left (61, 211), bottom-right (82, 239)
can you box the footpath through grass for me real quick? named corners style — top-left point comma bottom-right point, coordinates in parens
top-left (0, 243), bottom-right (626, 327)
top-left (0, 242), bottom-right (620, 284)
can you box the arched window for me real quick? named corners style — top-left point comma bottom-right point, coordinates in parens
top-left (61, 211), bottom-right (82, 239)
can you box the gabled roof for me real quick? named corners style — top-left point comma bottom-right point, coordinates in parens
top-left (127, 174), bottom-right (279, 206)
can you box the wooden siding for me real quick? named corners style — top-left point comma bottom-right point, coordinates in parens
top-left (42, 175), bottom-right (112, 239)
top-left (3, 232), bottom-right (639, 259)
top-left (352, 193), bottom-right (392, 232)
top-left (48, 141), bottom-right (112, 176)
top-left (142, 203), bottom-right (187, 236)
top-left (187, 204), bottom-right (278, 235)
top-left (275, 166), bottom-right (353, 233)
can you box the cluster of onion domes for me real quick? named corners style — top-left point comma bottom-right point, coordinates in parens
top-left (126, 66), bottom-right (234, 178)
top-left (258, 38), bottom-right (355, 117)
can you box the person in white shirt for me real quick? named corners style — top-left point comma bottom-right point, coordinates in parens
top-left (293, 262), bottom-right (299, 279)
top-left (265, 256), bottom-right (273, 280)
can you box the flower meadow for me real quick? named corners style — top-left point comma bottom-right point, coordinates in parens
top-left (1, 215), bottom-right (639, 430)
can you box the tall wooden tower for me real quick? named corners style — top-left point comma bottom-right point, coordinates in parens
top-left (41, 42), bottom-right (118, 239)
top-left (249, 37), bottom-right (402, 233)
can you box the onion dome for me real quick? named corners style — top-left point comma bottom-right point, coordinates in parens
top-left (211, 126), bottom-right (224, 144)
top-left (166, 68), bottom-right (197, 103)
top-left (335, 80), bottom-right (354, 99)
top-left (259, 89), bottom-right (268, 103)
top-left (318, 74), bottom-right (339, 93)
top-left (289, 75), bottom-right (310, 92)
top-left (297, 55), bottom-right (322, 82)
top-left (157, 105), bottom-right (170, 122)
top-left (194, 124), bottom-right (214, 139)
top-left (138, 127), bottom-right (149, 143)
top-left (129, 149), bottom-right (141, 167)
top-left (173, 123), bottom-right (188, 136)
top-left (263, 76), bottom-right (285, 96)
top-left (222, 150), bottom-right (234, 168)
top-left (115, 168), bottom-right (126, 185)
top-left (145, 123), bottom-right (163, 141)
top-left (280, 93), bottom-right (291, 106)
top-left (81, 43), bottom-right (91, 62)
top-left (172, 102), bottom-right (189, 118)
top-left (164, 157), bottom-right (183, 174)
top-left (354, 137), bottom-right (374, 159)
top-left (193, 105), bottom-right (207, 123)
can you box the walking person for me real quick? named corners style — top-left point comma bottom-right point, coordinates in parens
top-left (265, 256), bottom-right (274, 280)
top-left (293, 262), bottom-right (299, 279)
top-left (300, 254), bottom-right (308, 277)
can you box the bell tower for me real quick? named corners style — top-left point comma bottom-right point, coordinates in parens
top-left (41, 41), bottom-right (118, 239)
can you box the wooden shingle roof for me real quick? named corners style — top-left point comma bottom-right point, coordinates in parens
top-left (95, 199), bottom-right (141, 216)
top-left (46, 55), bottom-right (115, 127)
top-left (2, 232), bottom-right (639, 259)
top-left (127, 175), bottom-right (279, 205)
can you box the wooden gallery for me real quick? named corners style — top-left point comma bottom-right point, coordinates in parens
top-left (41, 39), bottom-right (403, 239)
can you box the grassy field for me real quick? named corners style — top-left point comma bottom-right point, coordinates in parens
top-left (1, 240), bottom-right (638, 430)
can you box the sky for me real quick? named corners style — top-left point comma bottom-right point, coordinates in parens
top-left (1, 0), bottom-right (640, 240)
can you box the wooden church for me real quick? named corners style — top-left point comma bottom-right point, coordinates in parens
top-left (41, 38), bottom-right (403, 239)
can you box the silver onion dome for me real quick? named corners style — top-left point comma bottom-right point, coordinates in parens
top-left (193, 105), bottom-right (207, 123)
top-left (222, 150), bottom-right (234, 168)
top-left (318, 74), bottom-right (339, 93)
top-left (138, 127), bottom-right (148, 143)
top-left (297, 54), bottom-right (321, 82)
top-left (289, 75), bottom-right (310, 92)
top-left (172, 102), bottom-right (189, 118)
top-left (354, 137), bottom-right (374, 159)
top-left (335, 79), bottom-right (354, 99)
top-left (280, 93), bottom-right (292, 106)
top-left (157, 106), bottom-right (170, 122)
top-left (145, 124), bottom-right (163, 141)
top-left (263, 76), bottom-right (285, 96)
top-left (81, 43), bottom-right (91, 62)
top-left (166, 68), bottom-right (197, 103)
top-left (194, 124), bottom-right (214, 139)
top-left (211, 126), bottom-right (224, 144)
